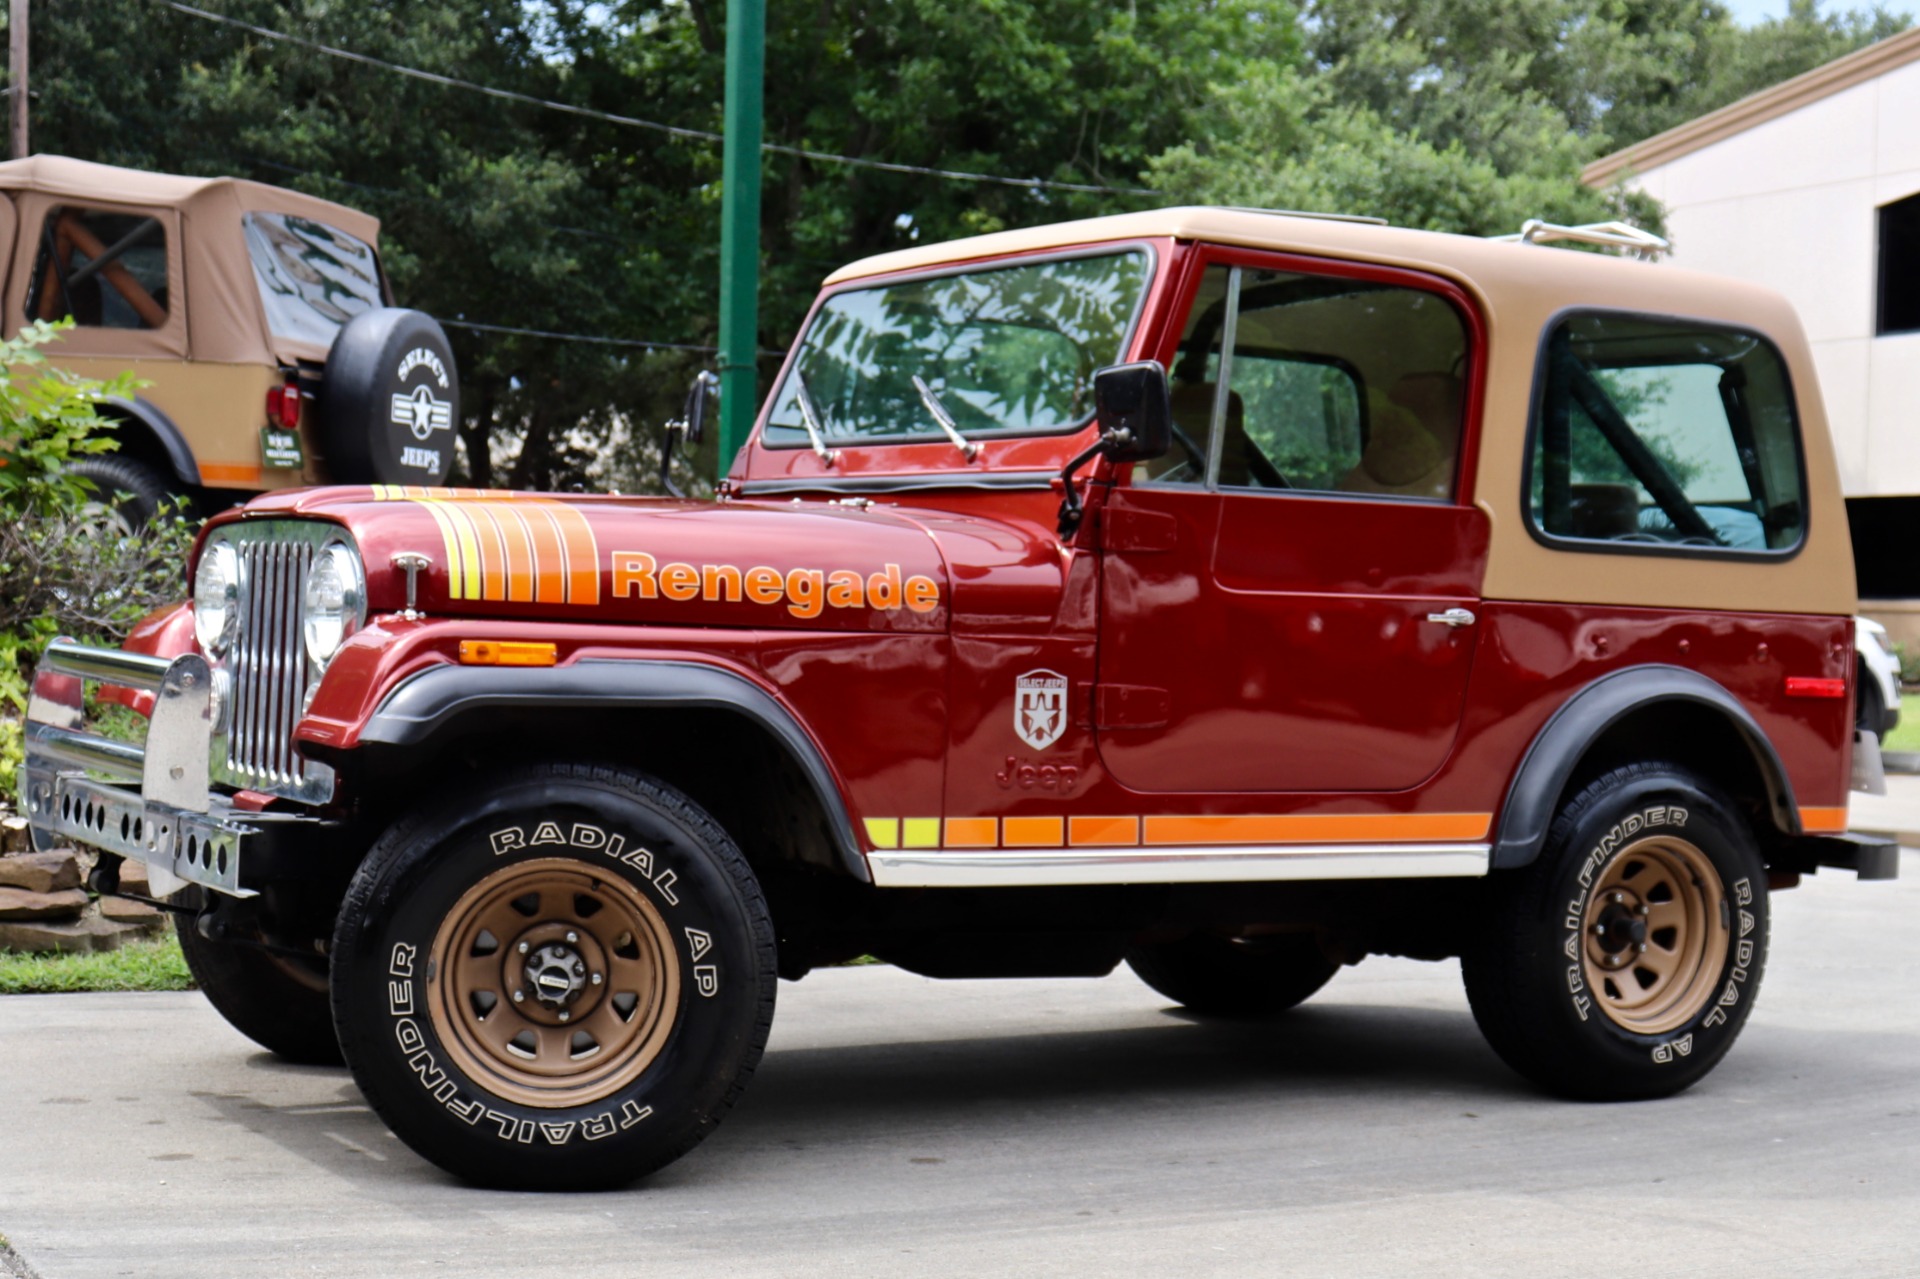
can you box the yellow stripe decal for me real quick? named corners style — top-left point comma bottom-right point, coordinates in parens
top-left (416, 500), bottom-right (467, 600)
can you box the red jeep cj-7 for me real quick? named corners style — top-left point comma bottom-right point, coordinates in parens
top-left (22, 208), bottom-right (1897, 1189)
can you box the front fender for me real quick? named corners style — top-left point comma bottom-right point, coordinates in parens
top-left (357, 658), bottom-right (870, 882)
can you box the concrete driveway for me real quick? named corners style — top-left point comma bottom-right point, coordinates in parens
top-left (2, 849), bottom-right (1917, 1279)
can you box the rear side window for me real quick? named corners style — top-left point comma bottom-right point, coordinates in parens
top-left (1527, 312), bottom-right (1805, 555)
top-left (244, 212), bottom-right (384, 347)
top-left (26, 206), bottom-right (169, 330)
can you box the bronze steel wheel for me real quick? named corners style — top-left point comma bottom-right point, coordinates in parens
top-left (429, 858), bottom-right (680, 1109)
top-left (331, 762), bottom-right (776, 1189)
top-left (1580, 836), bottom-right (1727, 1036)
top-left (1463, 762), bottom-right (1768, 1101)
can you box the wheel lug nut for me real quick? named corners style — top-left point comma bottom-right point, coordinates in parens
top-left (512, 990), bottom-right (525, 1003)
top-left (590, 972), bottom-right (603, 986)
top-left (518, 941), bottom-right (530, 955)
top-left (1635, 942), bottom-right (1647, 953)
top-left (558, 1010), bottom-right (570, 1022)
top-left (1638, 904), bottom-right (1650, 916)
top-left (565, 931), bottom-right (579, 944)
top-left (1611, 892), bottom-right (1624, 904)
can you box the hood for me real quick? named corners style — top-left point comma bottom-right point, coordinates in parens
top-left (213, 486), bottom-right (951, 633)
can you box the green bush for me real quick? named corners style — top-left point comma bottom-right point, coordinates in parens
top-left (0, 320), bottom-right (196, 796)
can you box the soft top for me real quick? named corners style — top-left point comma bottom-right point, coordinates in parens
top-left (0, 155), bottom-right (382, 364)
top-left (0, 155), bottom-right (380, 244)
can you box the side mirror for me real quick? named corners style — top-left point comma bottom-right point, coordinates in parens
top-left (682, 369), bottom-right (718, 447)
top-left (1091, 360), bottom-right (1172, 464)
top-left (1057, 361), bottom-right (1172, 537)
top-left (660, 370), bottom-right (719, 497)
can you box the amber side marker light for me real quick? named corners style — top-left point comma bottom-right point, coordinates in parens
top-left (458, 640), bottom-right (558, 667)
top-left (1783, 676), bottom-right (1847, 699)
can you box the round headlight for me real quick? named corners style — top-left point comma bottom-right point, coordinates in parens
top-left (302, 543), bottom-right (365, 668)
top-left (193, 540), bottom-right (241, 656)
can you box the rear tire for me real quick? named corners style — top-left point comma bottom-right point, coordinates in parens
top-left (330, 762), bottom-right (776, 1189)
top-left (1463, 762), bottom-right (1767, 1101)
top-left (1126, 932), bottom-right (1340, 1016)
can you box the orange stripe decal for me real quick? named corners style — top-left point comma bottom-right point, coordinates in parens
top-left (526, 506), bottom-right (569, 604)
top-left (1002, 817), bottom-right (1065, 847)
top-left (1798, 806), bottom-right (1848, 833)
top-left (470, 504), bottom-right (509, 602)
top-left (499, 507), bottom-right (537, 603)
top-left (1142, 812), bottom-right (1492, 846)
top-left (1069, 816), bottom-right (1141, 847)
top-left (548, 502), bottom-right (601, 606)
top-left (943, 817), bottom-right (998, 848)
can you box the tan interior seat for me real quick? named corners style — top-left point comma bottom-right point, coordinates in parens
top-left (1339, 372), bottom-right (1460, 499)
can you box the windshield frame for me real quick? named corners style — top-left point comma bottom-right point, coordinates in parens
top-left (757, 242), bottom-right (1160, 452)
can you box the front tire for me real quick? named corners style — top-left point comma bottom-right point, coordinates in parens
top-left (330, 763), bottom-right (776, 1189)
top-left (1463, 763), bottom-right (1768, 1100)
top-left (177, 894), bottom-right (342, 1065)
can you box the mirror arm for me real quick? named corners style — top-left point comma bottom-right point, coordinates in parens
top-left (1055, 427), bottom-right (1131, 539)
top-left (659, 420), bottom-right (686, 498)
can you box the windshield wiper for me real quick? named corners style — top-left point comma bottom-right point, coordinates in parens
top-left (910, 375), bottom-right (980, 462)
top-left (790, 373), bottom-right (839, 468)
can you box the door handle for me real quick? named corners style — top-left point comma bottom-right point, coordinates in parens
top-left (1425, 607), bottom-right (1477, 628)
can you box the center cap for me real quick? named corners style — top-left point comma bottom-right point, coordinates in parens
top-left (523, 942), bottom-right (588, 1009)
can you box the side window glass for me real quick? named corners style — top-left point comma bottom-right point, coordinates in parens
top-left (1221, 268), bottom-right (1466, 499)
top-left (1529, 312), bottom-right (1805, 554)
top-left (1138, 264), bottom-right (1231, 485)
top-left (26, 206), bottom-right (170, 330)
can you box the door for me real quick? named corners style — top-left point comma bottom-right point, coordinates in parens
top-left (1096, 251), bottom-right (1490, 793)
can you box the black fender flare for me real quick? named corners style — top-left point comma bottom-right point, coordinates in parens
top-left (357, 658), bottom-right (870, 882)
top-left (1492, 664), bottom-right (1799, 869)
top-left (104, 396), bottom-right (201, 486)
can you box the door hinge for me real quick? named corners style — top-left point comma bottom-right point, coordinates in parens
top-left (1093, 684), bottom-right (1170, 730)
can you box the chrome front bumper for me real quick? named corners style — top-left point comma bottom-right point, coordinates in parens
top-left (20, 638), bottom-right (255, 898)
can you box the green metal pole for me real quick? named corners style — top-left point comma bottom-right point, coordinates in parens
top-left (716, 0), bottom-right (765, 481)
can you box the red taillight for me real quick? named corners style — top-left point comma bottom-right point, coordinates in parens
top-left (265, 382), bottom-right (301, 430)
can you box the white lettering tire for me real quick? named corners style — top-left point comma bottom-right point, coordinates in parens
top-left (1463, 762), bottom-right (1768, 1100)
top-left (330, 762), bottom-right (776, 1189)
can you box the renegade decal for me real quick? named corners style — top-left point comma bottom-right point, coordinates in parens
top-left (1014, 669), bottom-right (1068, 750)
top-left (610, 551), bottom-right (939, 618)
top-left (371, 487), bottom-right (600, 606)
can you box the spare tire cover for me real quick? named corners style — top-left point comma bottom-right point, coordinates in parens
top-left (320, 308), bottom-right (462, 485)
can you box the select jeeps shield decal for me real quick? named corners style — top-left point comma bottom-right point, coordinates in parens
top-left (389, 346), bottom-right (455, 477)
top-left (1015, 669), bottom-right (1069, 750)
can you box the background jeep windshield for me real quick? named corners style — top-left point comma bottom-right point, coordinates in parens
top-left (762, 250), bottom-right (1150, 446)
top-left (244, 212), bottom-right (384, 347)
top-left (1529, 312), bottom-right (1805, 554)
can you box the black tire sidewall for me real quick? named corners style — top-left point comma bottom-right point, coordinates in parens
top-left (332, 771), bottom-right (772, 1188)
top-left (320, 308), bottom-right (460, 486)
top-left (1512, 770), bottom-right (1767, 1095)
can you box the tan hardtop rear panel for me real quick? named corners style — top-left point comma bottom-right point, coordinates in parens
top-left (0, 155), bottom-right (381, 365)
top-left (828, 207), bottom-right (1854, 617)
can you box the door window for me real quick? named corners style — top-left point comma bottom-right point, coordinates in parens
top-left (26, 206), bottom-right (169, 330)
top-left (1527, 312), bottom-right (1805, 555)
top-left (1144, 262), bottom-right (1468, 500)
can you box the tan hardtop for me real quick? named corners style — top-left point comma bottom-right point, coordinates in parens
top-left (0, 154), bottom-right (382, 365)
top-left (829, 206), bottom-right (1854, 617)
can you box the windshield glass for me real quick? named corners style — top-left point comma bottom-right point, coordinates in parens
top-left (244, 212), bottom-right (384, 347)
top-left (763, 249), bottom-right (1152, 447)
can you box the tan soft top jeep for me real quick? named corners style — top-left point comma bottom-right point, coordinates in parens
top-left (0, 155), bottom-right (459, 520)
top-left (20, 206), bottom-right (1894, 1191)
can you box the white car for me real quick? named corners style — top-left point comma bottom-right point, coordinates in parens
top-left (1857, 617), bottom-right (1903, 738)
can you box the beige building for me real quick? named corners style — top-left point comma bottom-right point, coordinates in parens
top-left (1585, 27), bottom-right (1920, 642)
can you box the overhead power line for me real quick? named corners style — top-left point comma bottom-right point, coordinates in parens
top-left (441, 318), bottom-right (783, 358)
top-left (157, 1), bottom-right (1153, 196)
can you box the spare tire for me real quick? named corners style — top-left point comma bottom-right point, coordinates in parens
top-left (320, 308), bottom-right (461, 485)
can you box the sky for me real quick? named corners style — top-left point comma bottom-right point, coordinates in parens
top-left (1721, 0), bottom-right (1913, 22)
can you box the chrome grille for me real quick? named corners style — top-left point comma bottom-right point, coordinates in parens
top-left (210, 521), bottom-right (343, 805)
